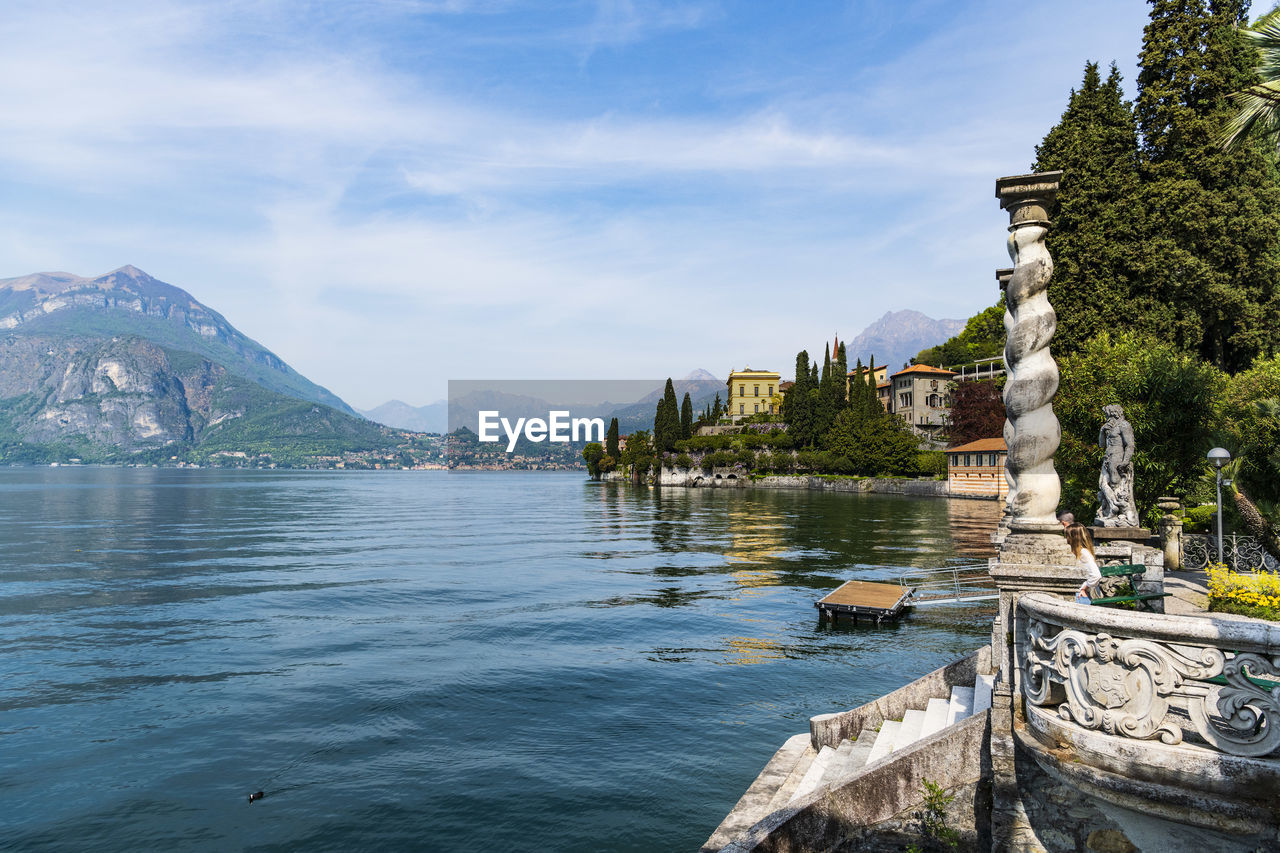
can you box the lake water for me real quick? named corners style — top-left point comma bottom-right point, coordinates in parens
top-left (0, 469), bottom-right (999, 852)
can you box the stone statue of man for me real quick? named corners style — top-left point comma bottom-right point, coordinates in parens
top-left (1094, 404), bottom-right (1139, 527)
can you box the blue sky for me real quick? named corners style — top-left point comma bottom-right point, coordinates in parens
top-left (0, 0), bottom-right (1155, 409)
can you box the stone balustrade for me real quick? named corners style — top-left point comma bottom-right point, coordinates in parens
top-left (1017, 593), bottom-right (1280, 759)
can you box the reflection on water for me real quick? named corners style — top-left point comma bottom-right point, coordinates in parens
top-left (947, 498), bottom-right (1003, 559)
top-left (4, 469), bottom-right (1001, 853)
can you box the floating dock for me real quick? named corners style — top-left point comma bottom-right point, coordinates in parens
top-left (814, 579), bottom-right (912, 624)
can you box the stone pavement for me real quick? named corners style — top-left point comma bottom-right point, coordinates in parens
top-left (1163, 568), bottom-right (1209, 616)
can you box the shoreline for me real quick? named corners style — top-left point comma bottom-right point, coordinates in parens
top-left (605, 468), bottom-right (999, 500)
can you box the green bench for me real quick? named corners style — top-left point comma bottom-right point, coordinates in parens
top-left (1089, 563), bottom-right (1172, 610)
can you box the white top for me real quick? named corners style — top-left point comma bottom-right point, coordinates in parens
top-left (1079, 549), bottom-right (1101, 593)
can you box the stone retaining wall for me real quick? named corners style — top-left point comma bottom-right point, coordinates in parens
top-left (654, 467), bottom-right (951, 497)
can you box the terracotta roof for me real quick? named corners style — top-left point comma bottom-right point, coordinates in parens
top-left (947, 437), bottom-right (1007, 453)
top-left (876, 381), bottom-right (890, 389)
top-left (891, 364), bottom-right (958, 378)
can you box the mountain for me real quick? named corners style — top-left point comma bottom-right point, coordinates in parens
top-left (841, 310), bottom-right (965, 373)
top-left (0, 266), bottom-right (437, 467)
top-left (361, 399), bottom-right (447, 434)
top-left (0, 266), bottom-right (354, 414)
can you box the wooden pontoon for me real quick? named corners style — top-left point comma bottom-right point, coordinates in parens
top-left (814, 579), bottom-right (912, 624)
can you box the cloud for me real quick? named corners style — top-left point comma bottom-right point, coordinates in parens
top-left (0, 0), bottom-right (1155, 408)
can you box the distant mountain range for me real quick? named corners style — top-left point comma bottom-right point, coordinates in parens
top-left (359, 399), bottom-right (448, 434)
top-left (841, 310), bottom-right (965, 373)
top-left (0, 266), bottom-right (431, 466)
top-left (360, 370), bottom-right (725, 439)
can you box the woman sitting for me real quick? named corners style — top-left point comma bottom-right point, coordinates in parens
top-left (1066, 522), bottom-right (1101, 602)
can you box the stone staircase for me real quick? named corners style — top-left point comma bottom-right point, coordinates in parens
top-left (786, 673), bottom-right (993, 803)
top-left (702, 669), bottom-right (995, 852)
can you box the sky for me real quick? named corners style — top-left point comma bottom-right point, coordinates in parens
top-left (0, 0), bottom-right (1157, 410)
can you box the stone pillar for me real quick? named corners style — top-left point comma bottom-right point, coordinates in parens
top-left (997, 172), bottom-right (1063, 533)
top-left (1158, 496), bottom-right (1183, 571)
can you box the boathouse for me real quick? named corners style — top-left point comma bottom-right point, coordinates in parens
top-left (947, 437), bottom-right (1007, 501)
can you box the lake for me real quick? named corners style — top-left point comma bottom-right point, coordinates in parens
top-left (0, 468), bottom-right (999, 851)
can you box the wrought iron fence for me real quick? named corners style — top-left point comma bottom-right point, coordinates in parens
top-left (1181, 533), bottom-right (1279, 572)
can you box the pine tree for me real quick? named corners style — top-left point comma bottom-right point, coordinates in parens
top-left (606, 417), bottom-right (620, 459)
top-left (1135, 0), bottom-right (1280, 371)
top-left (1033, 61), bottom-right (1145, 357)
top-left (680, 392), bottom-right (693, 439)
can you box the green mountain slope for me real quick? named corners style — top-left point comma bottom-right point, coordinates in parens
top-left (0, 265), bottom-right (354, 414)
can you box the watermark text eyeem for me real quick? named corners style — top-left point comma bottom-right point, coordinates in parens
top-left (478, 411), bottom-right (605, 452)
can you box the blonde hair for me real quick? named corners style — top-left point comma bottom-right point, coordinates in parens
top-left (1065, 522), bottom-right (1094, 559)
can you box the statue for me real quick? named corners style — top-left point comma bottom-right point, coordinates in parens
top-left (1095, 404), bottom-right (1139, 527)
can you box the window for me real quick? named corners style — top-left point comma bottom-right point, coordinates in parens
top-left (965, 454), bottom-right (971, 466)
top-left (739, 384), bottom-right (746, 396)
top-left (739, 404), bottom-right (744, 414)
top-left (989, 453), bottom-right (997, 466)
top-left (768, 385), bottom-right (774, 396)
top-left (951, 454), bottom-right (960, 466)
top-left (753, 403), bottom-right (759, 413)
top-left (754, 384), bottom-right (759, 396)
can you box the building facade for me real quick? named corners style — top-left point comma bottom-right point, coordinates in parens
top-left (947, 437), bottom-right (1007, 501)
top-left (725, 367), bottom-right (781, 421)
top-left (888, 364), bottom-right (957, 438)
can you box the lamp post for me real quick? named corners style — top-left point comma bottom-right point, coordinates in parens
top-left (1208, 447), bottom-right (1231, 565)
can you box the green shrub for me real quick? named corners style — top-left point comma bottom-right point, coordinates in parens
top-left (705, 450), bottom-right (734, 467)
top-left (1184, 504), bottom-right (1218, 533)
top-left (674, 453), bottom-right (694, 469)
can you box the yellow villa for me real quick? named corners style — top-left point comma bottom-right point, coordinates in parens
top-left (726, 367), bottom-right (781, 422)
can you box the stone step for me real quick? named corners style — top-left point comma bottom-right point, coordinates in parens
top-left (824, 731), bottom-right (877, 787)
top-left (893, 708), bottom-right (927, 752)
top-left (920, 697), bottom-right (950, 739)
top-left (789, 744), bottom-right (836, 803)
top-left (974, 673), bottom-right (995, 714)
top-left (865, 720), bottom-right (901, 766)
top-left (764, 743), bottom-right (817, 814)
top-left (946, 686), bottom-right (975, 726)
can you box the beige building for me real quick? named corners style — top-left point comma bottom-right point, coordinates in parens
top-left (947, 437), bottom-right (1008, 501)
top-left (888, 364), bottom-right (957, 438)
top-left (846, 364), bottom-right (889, 400)
top-left (726, 367), bottom-right (781, 421)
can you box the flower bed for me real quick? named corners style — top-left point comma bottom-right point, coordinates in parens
top-left (1207, 562), bottom-right (1280, 621)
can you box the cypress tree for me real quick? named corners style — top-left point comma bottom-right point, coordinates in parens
top-left (1034, 61), bottom-right (1145, 357)
top-left (606, 417), bottom-right (620, 459)
top-left (713, 393), bottom-right (723, 419)
top-left (1135, 0), bottom-right (1280, 371)
top-left (680, 392), bottom-right (693, 439)
top-left (785, 350), bottom-right (815, 448)
top-left (656, 379), bottom-right (680, 451)
top-left (835, 343), bottom-right (849, 407)
top-left (816, 344), bottom-right (837, 438)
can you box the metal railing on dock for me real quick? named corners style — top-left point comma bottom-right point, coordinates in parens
top-left (899, 563), bottom-right (997, 605)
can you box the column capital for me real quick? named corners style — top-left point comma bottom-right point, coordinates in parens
top-left (996, 171), bottom-right (1062, 228)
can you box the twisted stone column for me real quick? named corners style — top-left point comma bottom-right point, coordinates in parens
top-left (996, 172), bottom-right (1062, 533)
